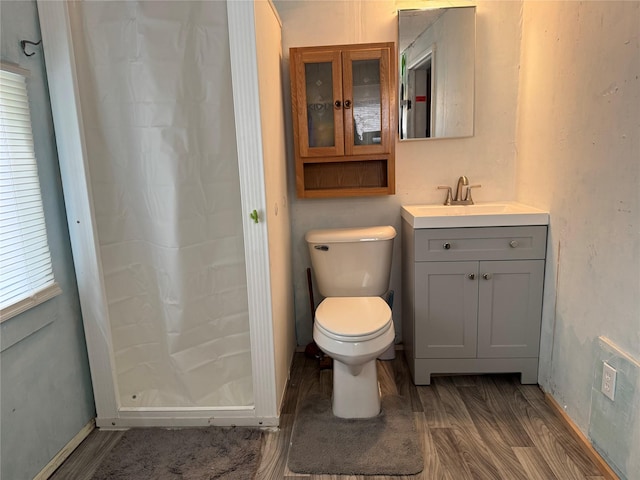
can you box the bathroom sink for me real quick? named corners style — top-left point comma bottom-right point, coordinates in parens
top-left (401, 202), bottom-right (549, 228)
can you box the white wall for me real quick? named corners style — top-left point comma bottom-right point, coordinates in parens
top-left (516, 2), bottom-right (639, 478)
top-left (254, 0), bottom-right (297, 411)
top-left (274, 0), bottom-right (523, 346)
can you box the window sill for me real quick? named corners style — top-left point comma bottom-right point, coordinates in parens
top-left (0, 283), bottom-right (63, 323)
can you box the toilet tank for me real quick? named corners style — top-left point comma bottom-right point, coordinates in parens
top-left (305, 226), bottom-right (396, 297)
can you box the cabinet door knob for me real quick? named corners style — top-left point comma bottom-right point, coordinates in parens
top-left (468, 273), bottom-right (475, 280)
top-left (509, 240), bottom-right (519, 248)
top-left (344, 99), bottom-right (352, 109)
top-left (483, 273), bottom-right (492, 280)
top-left (443, 242), bottom-right (451, 250)
top-left (334, 100), bottom-right (342, 109)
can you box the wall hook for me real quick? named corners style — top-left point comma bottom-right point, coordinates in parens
top-left (21, 39), bottom-right (42, 57)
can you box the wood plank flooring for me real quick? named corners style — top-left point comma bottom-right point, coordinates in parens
top-left (50, 352), bottom-right (607, 480)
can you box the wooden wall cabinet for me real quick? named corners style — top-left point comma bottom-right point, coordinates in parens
top-left (402, 223), bottom-right (548, 385)
top-left (289, 43), bottom-right (396, 198)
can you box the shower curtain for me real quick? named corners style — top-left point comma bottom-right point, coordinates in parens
top-left (67, 1), bottom-right (253, 408)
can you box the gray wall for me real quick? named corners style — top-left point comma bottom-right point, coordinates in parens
top-left (0, 2), bottom-right (95, 479)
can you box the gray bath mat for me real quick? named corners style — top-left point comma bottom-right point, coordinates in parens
top-left (288, 394), bottom-right (424, 475)
top-left (91, 427), bottom-right (262, 479)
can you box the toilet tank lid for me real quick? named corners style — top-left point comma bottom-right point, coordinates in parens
top-left (305, 225), bottom-right (396, 243)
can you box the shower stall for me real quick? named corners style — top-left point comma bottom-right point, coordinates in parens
top-left (38, 0), bottom-right (295, 427)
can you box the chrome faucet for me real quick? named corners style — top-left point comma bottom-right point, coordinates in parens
top-left (437, 176), bottom-right (481, 205)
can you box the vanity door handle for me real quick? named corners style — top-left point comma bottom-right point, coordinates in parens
top-left (483, 273), bottom-right (492, 280)
top-left (343, 99), bottom-right (352, 109)
top-left (334, 100), bottom-right (342, 109)
top-left (443, 242), bottom-right (451, 250)
top-left (468, 273), bottom-right (475, 280)
top-left (509, 240), bottom-right (519, 248)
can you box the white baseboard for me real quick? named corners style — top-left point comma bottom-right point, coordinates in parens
top-left (34, 419), bottom-right (95, 480)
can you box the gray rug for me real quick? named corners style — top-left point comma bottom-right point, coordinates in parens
top-left (288, 394), bottom-right (424, 475)
top-left (91, 427), bottom-right (262, 480)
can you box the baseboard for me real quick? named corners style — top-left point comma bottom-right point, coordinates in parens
top-left (544, 393), bottom-right (619, 480)
top-left (34, 418), bottom-right (95, 480)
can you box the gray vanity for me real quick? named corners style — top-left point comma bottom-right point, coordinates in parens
top-left (401, 202), bottom-right (550, 385)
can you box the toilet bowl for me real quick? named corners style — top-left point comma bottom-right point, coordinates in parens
top-left (313, 297), bottom-right (395, 418)
top-left (306, 225), bottom-right (396, 419)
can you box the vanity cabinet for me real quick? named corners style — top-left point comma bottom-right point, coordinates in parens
top-left (402, 222), bottom-right (547, 384)
top-left (289, 43), bottom-right (396, 198)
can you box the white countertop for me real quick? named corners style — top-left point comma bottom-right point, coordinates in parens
top-left (401, 202), bottom-right (550, 228)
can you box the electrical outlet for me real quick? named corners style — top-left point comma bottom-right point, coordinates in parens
top-left (601, 362), bottom-right (617, 401)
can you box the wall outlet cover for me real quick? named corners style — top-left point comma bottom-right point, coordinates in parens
top-left (601, 361), bottom-right (616, 401)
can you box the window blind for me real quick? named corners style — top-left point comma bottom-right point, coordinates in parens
top-left (0, 68), bottom-right (59, 321)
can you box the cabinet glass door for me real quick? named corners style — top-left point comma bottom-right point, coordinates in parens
top-left (293, 51), bottom-right (344, 157)
top-left (343, 47), bottom-right (391, 155)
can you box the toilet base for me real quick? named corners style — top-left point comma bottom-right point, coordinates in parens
top-left (332, 359), bottom-right (380, 418)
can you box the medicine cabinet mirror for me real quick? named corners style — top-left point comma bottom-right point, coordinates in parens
top-left (398, 6), bottom-right (475, 140)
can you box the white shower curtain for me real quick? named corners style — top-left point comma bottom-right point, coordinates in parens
top-left (68, 1), bottom-right (253, 408)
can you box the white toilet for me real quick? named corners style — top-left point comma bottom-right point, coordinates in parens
top-left (306, 225), bottom-right (396, 419)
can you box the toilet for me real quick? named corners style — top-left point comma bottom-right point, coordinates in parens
top-left (306, 225), bottom-right (396, 418)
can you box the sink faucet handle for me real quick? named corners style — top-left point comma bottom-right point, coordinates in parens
top-left (437, 186), bottom-right (453, 205)
top-left (464, 184), bottom-right (482, 203)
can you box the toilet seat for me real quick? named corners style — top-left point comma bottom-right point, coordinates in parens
top-left (315, 297), bottom-right (392, 342)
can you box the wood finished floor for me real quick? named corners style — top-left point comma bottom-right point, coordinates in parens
top-left (51, 352), bottom-right (605, 480)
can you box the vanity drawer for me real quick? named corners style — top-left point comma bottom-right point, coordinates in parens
top-left (414, 226), bottom-right (547, 261)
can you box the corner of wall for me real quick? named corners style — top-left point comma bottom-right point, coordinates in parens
top-left (512, 0), bottom-right (526, 196)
